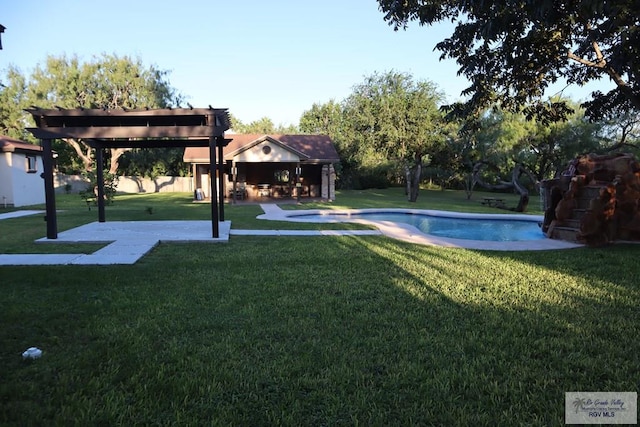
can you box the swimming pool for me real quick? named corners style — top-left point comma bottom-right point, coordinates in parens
top-left (289, 211), bottom-right (545, 241)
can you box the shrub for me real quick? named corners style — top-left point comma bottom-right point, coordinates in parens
top-left (79, 170), bottom-right (119, 208)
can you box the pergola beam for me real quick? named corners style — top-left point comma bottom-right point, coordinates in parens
top-left (25, 106), bottom-right (224, 118)
top-left (81, 138), bottom-right (233, 149)
top-left (27, 126), bottom-right (216, 140)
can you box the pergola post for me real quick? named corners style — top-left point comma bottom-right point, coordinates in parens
top-left (209, 133), bottom-right (219, 238)
top-left (41, 138), bottom-right (57, 239)
top-left (95, 148), bottom-right (106, 222)
top-left (217, 136), bottom-right (225, 222)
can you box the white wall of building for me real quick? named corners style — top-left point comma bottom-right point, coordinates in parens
top-left (0, 152), bottom-right (13, 207)
top-left (0, 151), bottom-right (45, 207)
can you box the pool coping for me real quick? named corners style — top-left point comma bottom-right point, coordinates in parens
top-left (257, 206), bottom-right (584, 251)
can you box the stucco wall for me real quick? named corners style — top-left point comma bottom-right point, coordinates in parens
top-left (0, 152), bottom-right (12, 206)
top-left (0, 152), bottom-right (45, 207)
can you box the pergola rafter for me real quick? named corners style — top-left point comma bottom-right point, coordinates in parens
top-left (26, 107), bottom-right (231, 239)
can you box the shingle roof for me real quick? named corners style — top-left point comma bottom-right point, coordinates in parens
top-left (0, 135), bottom-right (43, 154)
top-left (183, 134), bottom-right (340, 163)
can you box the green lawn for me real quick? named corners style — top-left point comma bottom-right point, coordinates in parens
top-left (1, 190), bottom-right (638, 425)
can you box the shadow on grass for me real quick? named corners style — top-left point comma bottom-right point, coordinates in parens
top-left (2, 235), bottom-right (638, 425)
top-left (481, 244), bottom-right (640, 296)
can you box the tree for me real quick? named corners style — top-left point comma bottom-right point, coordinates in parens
top-left (231, 116), bottom-right (299, 134)
top-left (18, 54), bottom-right (180, 173)
top-left (342, 71), bottom-right (446, 201)
top-left (118, 148), bottom-right (190, 179)
top-left (299, 100), bottom-right (344, 137)
top-left (464, 102), bottom-right (606, 211)
top-left (377, 0), bottom-right (640, 123)
top-left (598, 105), bottom-right (640, 153)
top-left (300, 100), bottom-right (352, 187)
top-left (0, 66), bottom-right (30, 140)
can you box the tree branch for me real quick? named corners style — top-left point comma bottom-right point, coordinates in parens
top-left (605, 141), bottom-right (640, 152)
top-left (567, 50), bottom-right (604, 68)
top-left (65, 138), bottom-right (93, 171)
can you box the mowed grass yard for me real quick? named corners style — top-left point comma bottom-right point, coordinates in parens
top-left (1, 189), bottom-right (639, 425)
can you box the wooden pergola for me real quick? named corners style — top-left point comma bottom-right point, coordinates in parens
top-left (26, 107), bottom-right (231, 239)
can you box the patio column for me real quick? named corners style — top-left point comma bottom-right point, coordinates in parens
top-left (41, 138), bottom-right (57, 239)
top-left (231, 161), bottom-right (237, 204)
top-left (295, 163), bottom-right (302, 201)
top-left (328, 164), bottom-right (335, 201)
top-left (322, 164), bottom-right (329, 200)
top-left (192, 163), bottom-right (197, 199)
top-left (321, 164), bottom-right (336, 201)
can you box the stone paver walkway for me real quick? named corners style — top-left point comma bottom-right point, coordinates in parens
top-left (0, 210), bottom-right (44, 220)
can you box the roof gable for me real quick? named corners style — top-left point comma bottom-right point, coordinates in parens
top-left (226, 135), bottom-right (309, 161)
top-left (183, 134), bottom-right (340, 163)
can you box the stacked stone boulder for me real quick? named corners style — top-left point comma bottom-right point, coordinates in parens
top-left (541, 152), bottom-right (640, 246)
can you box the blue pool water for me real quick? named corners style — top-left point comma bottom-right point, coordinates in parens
top-left (292, 212), bottom-right (545, 242)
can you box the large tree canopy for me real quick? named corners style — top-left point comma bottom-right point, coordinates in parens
top-left (377, 0), bottom-right (640, 123)
top-left (299, 100), bottom-right (344, 138)
top-left (341, 71), bottom-right (446, 201)
top-left (0, 53), bottom-right (181, 174)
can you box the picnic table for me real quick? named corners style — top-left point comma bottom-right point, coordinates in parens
top-left (481, 197), bottom-right (506, 207)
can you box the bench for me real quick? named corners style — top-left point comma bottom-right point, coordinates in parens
top-left (481, 197), bottom-right (505, 207)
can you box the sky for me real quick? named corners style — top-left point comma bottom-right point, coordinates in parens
top-left (1, 0), bottom-right (612, 127)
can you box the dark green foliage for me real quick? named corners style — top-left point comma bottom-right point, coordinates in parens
top-left (118, 148), bottom-right (190, 178)
top-left (353, 164), bottom-right (392, 189)
top-left (377, 0), bottom-right (640, 122)
top-left (78, 170), bottom-right (119, 208)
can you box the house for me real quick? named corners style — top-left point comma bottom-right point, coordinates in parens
top-left (183, 134), bottom-right (339, 201)
top-left (0, 135), bottom-right (45, 207)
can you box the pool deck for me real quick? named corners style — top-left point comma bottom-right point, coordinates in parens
top-left (0, 205), bottom-right (582, 266)
top-left (257, 205), bottom-right (583, 251)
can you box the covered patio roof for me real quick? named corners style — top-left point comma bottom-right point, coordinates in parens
top-left (183, 134), bottom-right (340, 163)
top-left (26, 107), bottom-right (231, 239)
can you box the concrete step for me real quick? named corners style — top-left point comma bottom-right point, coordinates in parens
top-left (580, 185), bottom-right (606, 198)
top-left (572, 208), bottom-right (588, 220)
top-left (551, 226), bottom-right (579, 242)
top-left (562, 218), bottom-right (581, 229)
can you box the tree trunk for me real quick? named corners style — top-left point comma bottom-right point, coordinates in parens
top-left (472, 161), bottom-right (513, 191)
top-left (473, 161), bottom-right (539, 212)
top-left (464, 172), bottom-right (476, 200)
top-left (109, 148), bottom-right (130, 174)
top-left (65, 138), bottom-right (93, 171)
top-left (404, 164), bottom-right (411, 196)
top-left (407, 155), bottom-right (422, 202)
top-left (511, 165), bottom-right (530, 212)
